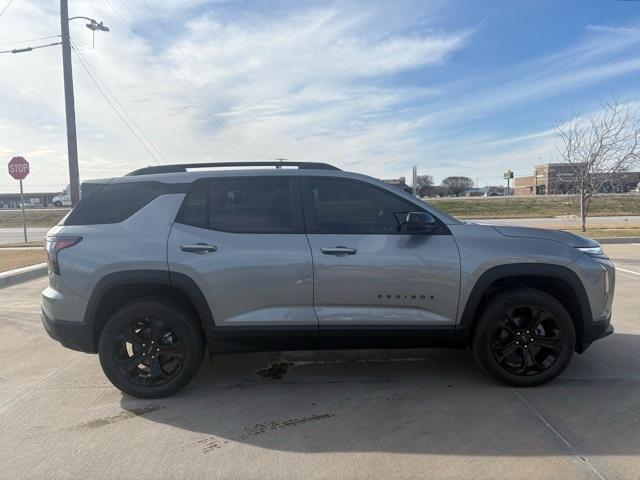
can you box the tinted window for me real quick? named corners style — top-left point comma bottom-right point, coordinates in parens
top-left (307, 178), bottom-right (415, 234)
top-left (182, 181), bottom-right (207, 228)
top-left (65, 181), bottom-right (187, 225)
top-left (181, 177), bottom-right (298, 233)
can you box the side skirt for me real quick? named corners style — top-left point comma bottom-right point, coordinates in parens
top-left (206, 325), bottom-right (457, 353)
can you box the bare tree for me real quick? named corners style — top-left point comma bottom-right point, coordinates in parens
top-left (414, 174), bottom-right (434, 196)
top-left (442, 176), bottom-right (474, 197)
top-left (556, 100), bottom-right (640, 231)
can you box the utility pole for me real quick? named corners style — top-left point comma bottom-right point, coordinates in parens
top-left (60, 0), bottom-right (80, 207)
top-left (412, 165), bottom-right (417, 196)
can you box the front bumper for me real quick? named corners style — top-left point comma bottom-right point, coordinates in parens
top-left (579, 313), bottom-right (614, 353)
top-left (41, 309), bottom-right (95, 353)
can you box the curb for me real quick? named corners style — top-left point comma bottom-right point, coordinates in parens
top-left (595, 237), bottom-right (640, 244)
top-left (0, 263), bottom-right (47, 289)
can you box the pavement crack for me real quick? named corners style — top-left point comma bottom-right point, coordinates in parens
top-left (511, 388), bottom-right (606, 480)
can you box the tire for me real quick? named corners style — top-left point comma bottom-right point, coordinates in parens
top-left (98, 298), bottom-right (205, 398)
top-left (54, 201), bottom-right (62, 207)
top-left (472, 288), bottom-right (575, 387)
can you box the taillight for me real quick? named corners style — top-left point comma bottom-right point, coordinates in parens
top-left (45, 236), bottom-right (82, 275)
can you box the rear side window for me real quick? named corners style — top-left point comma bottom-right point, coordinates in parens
top-left (64, 181), bottom-right (187, 225)
top-left (180, 177), bottom-right (300, 233)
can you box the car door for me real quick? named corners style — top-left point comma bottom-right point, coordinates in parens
top-left (301, 176), bottom-right (461, 345)
top-left (168, 175), bottom-right (316, 350)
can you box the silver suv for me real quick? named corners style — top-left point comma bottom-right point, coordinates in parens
top-left (41, 162), bottom-right (615, 398)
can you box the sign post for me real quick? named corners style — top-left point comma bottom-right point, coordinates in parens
top-left (8, 156), bottom-right (30, 243)
top-left (503, 170), bottom-right (514, 196)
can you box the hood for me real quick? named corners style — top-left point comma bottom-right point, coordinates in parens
top-left (492, 225), bottom-right (599, 248)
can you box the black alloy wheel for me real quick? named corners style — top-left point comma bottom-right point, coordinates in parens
top-left (99, 299), bottom-right (204, 398)
top-left (490, 305), bottom-right (562, 376)
top-left (112, 317), bottom-right (186, 387)
top-left (473, 288), bottom-right (575, 387)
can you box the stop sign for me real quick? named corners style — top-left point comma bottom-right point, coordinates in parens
top-left (8, 156), bottom-right (29, 180)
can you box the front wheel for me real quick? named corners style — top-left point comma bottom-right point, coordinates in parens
top-left (472, 288), bottom-right (575, 387)
top-left (98, 299), bottom-right (205, 398)
top-left (54, 201), bottom-right (62, 207)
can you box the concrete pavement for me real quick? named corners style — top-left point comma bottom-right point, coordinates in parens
top-left (0, 244), bottom-right (639, 479)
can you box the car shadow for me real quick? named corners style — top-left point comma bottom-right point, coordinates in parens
top-left (119, 332), bottom-right (640, 456)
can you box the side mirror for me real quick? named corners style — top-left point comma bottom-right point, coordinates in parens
top-left (406, 211), bottom-right (437, 233)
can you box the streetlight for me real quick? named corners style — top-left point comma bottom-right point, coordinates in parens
top-left (60, 0), bottom-right (109, 206)
top-left (69, 17), bottom-right (110, 48)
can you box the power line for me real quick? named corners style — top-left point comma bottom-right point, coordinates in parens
top-left (93, 0), bottom-right (248, 157)
top-left (71, 41), bottom-right (163, 165)
top-left (0, 41), bottom-right (61, 54)
top-left (71, 39), bottom-right (169, 164)
top-left (140, 0), bottom-right (274, 160)
top-left (0, 34), bottom-right (60, 47)
top-left (0, 0), bottom-right (15, 18)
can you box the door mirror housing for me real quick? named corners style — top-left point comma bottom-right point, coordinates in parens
top-left (406, 212), bottom-right (437, 233)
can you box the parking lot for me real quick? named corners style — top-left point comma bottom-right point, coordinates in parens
top-left (0, 244), bottom-right (638, 480)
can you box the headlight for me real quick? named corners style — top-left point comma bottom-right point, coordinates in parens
top-left (576, 245), bottom-right (608, 259)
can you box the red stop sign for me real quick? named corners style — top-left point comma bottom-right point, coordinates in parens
top-left (8, 156), bottom-right (29, 180)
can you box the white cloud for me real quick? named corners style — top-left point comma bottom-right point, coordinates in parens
top-left (0, 1), bottom-right (469, 191)
top-left (2, 1), bottom-right (640, 193)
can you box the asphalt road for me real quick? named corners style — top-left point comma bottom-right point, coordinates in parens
top-left (0, 244), bottom-right (639, 479)
top-left (466, 215), bottom-right (640, 226)
top-left (0, 227), bottom-right (50, 244)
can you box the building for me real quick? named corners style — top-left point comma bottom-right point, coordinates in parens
top-left (514, 163), bottom-right (640, 196)
top-left (381, 177), bottom-right (413, 194)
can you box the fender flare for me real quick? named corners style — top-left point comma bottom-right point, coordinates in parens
top-left (84, 270), bottom-right (215, 349)
top-left (454, 263), bottom-right (592, 348)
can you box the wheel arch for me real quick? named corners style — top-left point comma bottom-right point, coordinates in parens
top-left (454, 263), bottom-right (592, 353)
top-left (85, 270), bottom-right (214, 352)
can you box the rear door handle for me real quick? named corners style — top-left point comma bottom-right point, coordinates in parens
top-left (321, 246), bottom-right (357, 256)
top-left (181, 243), bottom-right (217, 254)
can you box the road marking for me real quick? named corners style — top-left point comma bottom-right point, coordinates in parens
top-left (512, 389), bottom-right (606, 480)
top-left (617, 267), bottom-right (640, 276)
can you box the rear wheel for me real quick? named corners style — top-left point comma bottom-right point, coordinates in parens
top-left (54, 201), bottom-right (62, 207)
top-left (98, 299), bottom-right (204, 398)
top-left (472, 288), bottom-right (575, 387)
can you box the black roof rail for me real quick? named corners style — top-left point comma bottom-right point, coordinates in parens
top-left (126, 161), bottom-right (341, 176)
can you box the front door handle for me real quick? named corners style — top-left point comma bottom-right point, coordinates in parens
top-left (321, 246), bottom-right (357, 256)
top-left (181, 243), bottom-right (217, 254)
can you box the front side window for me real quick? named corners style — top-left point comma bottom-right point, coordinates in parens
top-left (306, 178), bottom-right (415, 234)
top-left (181, 177), bottom-right (298, 233)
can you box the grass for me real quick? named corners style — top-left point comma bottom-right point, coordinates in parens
top-left (0, 249), bottom-right (47, 272)
top-left (565, 227), bottom-right (640, 238)
top-left (0, 209), bottom-right (69, 228)
top-left (429, 194), bottom-right (640, 219)
top-left (0, 241), bottom-right (45, 248)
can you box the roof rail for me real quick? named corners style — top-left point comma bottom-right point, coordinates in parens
top-left (126, 161), bottom-right (340, 176)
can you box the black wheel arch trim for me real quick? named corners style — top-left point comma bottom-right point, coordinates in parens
top-left (84, 269), bottom-right (216, 352)
top-left (454, 263), bottom-right (595, 352)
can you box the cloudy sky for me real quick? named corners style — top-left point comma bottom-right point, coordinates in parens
top-left (2, 0), bottom-right (640, 192)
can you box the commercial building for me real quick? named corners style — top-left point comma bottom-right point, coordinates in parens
top-left (381, 177), bottom-right (413, 194)
top-left (514, 163), bottom-right (640, 196)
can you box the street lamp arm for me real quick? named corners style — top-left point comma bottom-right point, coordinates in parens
top-left (68, 15), bottom-right (96, 22)
top-left (68, 16), bottom-right (110, 32)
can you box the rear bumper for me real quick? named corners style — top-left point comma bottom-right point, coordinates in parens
top-left (41, 309), bottom-right (95, 353)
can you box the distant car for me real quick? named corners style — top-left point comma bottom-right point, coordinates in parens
top-left (484, 192), bottom-right (500, 197)
top-left (52, 192), bottom-right (72, 208)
